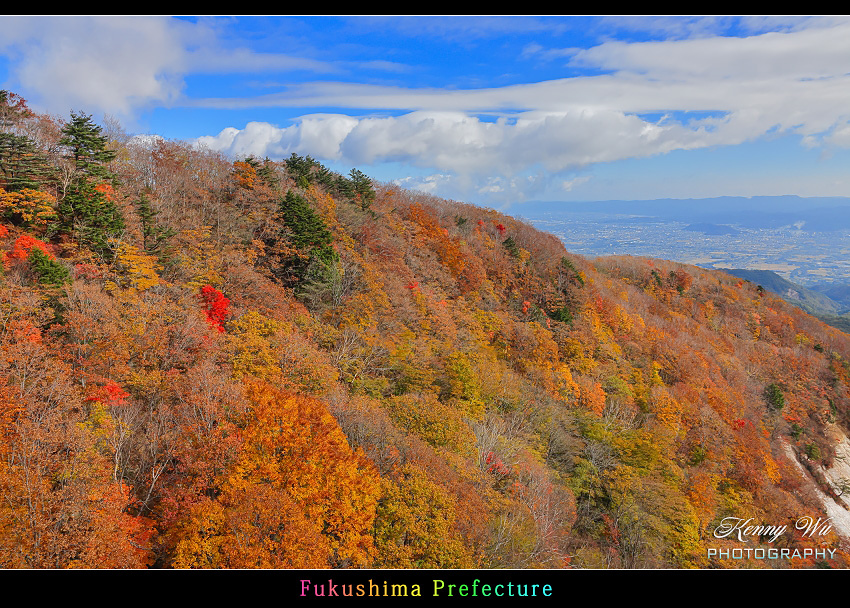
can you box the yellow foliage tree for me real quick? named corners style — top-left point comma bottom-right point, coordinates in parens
top-left (372, 465), bottom-right (475, 568)
top-left (171, 486), bottom-right (330, 568)
top-left (386, 392), bottom-right (477, 458)
top-left (105, 239), bottom-right (163, 293)
top-left (176, 227), bottom-right (226, 290)
top-left (225, 311), bottom-right (284, 379)
top-left (576, 376), bottom-right (606, 417)
top-left (0, 187), bottom-right (57, 230)
top-left (444, 351), bottom-right (484, 419)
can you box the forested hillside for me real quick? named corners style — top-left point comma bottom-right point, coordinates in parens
top-left (721, 268), bottom-right (850, 333)
top-left (2, 90), bottom-right (850, 569)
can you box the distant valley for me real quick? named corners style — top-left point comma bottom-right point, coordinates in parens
top-left (521, 195), bottom-right (850, 331)
top-left (519, 195), bottom-right (850, 285)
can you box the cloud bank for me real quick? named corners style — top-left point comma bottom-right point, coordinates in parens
top-left (3, 16), bottom-right (850, 203)
top-left (193, 17), bottom-right (850, 203)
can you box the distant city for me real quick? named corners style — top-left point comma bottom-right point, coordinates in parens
top-left (518, 196), bottom-right (850, 288)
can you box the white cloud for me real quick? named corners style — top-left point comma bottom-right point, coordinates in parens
top-left (0, 16), bottom-right (188, 118)
top-left (185, 47), bottom-right (335, 74)
top-left (194, 106), bottom-right (736, 179)
top-left (0, 16), bottom-right (338, 121)
top-left (562, 176), bottom-right (591, 191)
top-left (568, 20), bottom-right (850, 81)
top-left (388, 171), bottom-right (552, 207)
top-left (392, 173), bottom-right (454, 195)
top-left (822, 121), bottom-right (850, 149)
top-left (194, 114), bottom-right (362, 161)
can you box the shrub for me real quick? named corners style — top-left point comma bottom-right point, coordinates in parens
top-left (805, 443), bottom-right (821, 461)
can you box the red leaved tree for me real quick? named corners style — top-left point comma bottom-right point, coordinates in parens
top-left (199, 285), bottom-right (230, 332)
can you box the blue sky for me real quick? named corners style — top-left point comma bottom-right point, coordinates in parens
top-left (2, 15), bottom-right (850, 209)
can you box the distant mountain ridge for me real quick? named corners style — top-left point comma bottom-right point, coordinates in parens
top-left (520, 195), bottom-right (850, 215)
top-left (810, 282), bottom-right (850, 311)
top-left (684, 223), bottom-right (740, 235)
top-left (518, 196), bottom-right (850, 231)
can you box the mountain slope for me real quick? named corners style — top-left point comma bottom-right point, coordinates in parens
top-left (721, 268), bottom-right (846, 315)
top-left (722, 268), bottom-right (850, 332)
top-left (1, 95), bottom-right (850, 569)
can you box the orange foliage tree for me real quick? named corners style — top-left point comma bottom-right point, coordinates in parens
top-left (170, 381), bottom-right (380, 568)
top-left (0, 326), bottom-right (156, 568)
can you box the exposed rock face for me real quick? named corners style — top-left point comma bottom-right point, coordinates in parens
top-left (782, 430), bottom-right (850, 540)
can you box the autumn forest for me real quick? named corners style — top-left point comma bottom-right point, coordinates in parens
top-left (1, 90), bottom-right (850, 569)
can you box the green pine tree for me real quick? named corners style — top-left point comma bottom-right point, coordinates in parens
top-left (58, 178), bottom-right (124, 253)
top-left (764, 383), bottom-right (785, 411)
top-left (503, 236), bottom-right (520, 259)
top-left (284, 153), bottom-right (319, 188)
top-left (28, 247), bottom-right (70, 286)
top-left (0, 133), bottom-right (55, 191)
top-left (60, 112), bottom-right (117, 184)
top-left (279, 190), bottom-right (334, 254)
top-left (273, 189), bottom-right (338, 289)
top-left (58, 113), bottom-right (124, 253)
top-left (257, 156), bottom-right (280, 188)
top-left (347, 168), bottom-right (375, 210)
